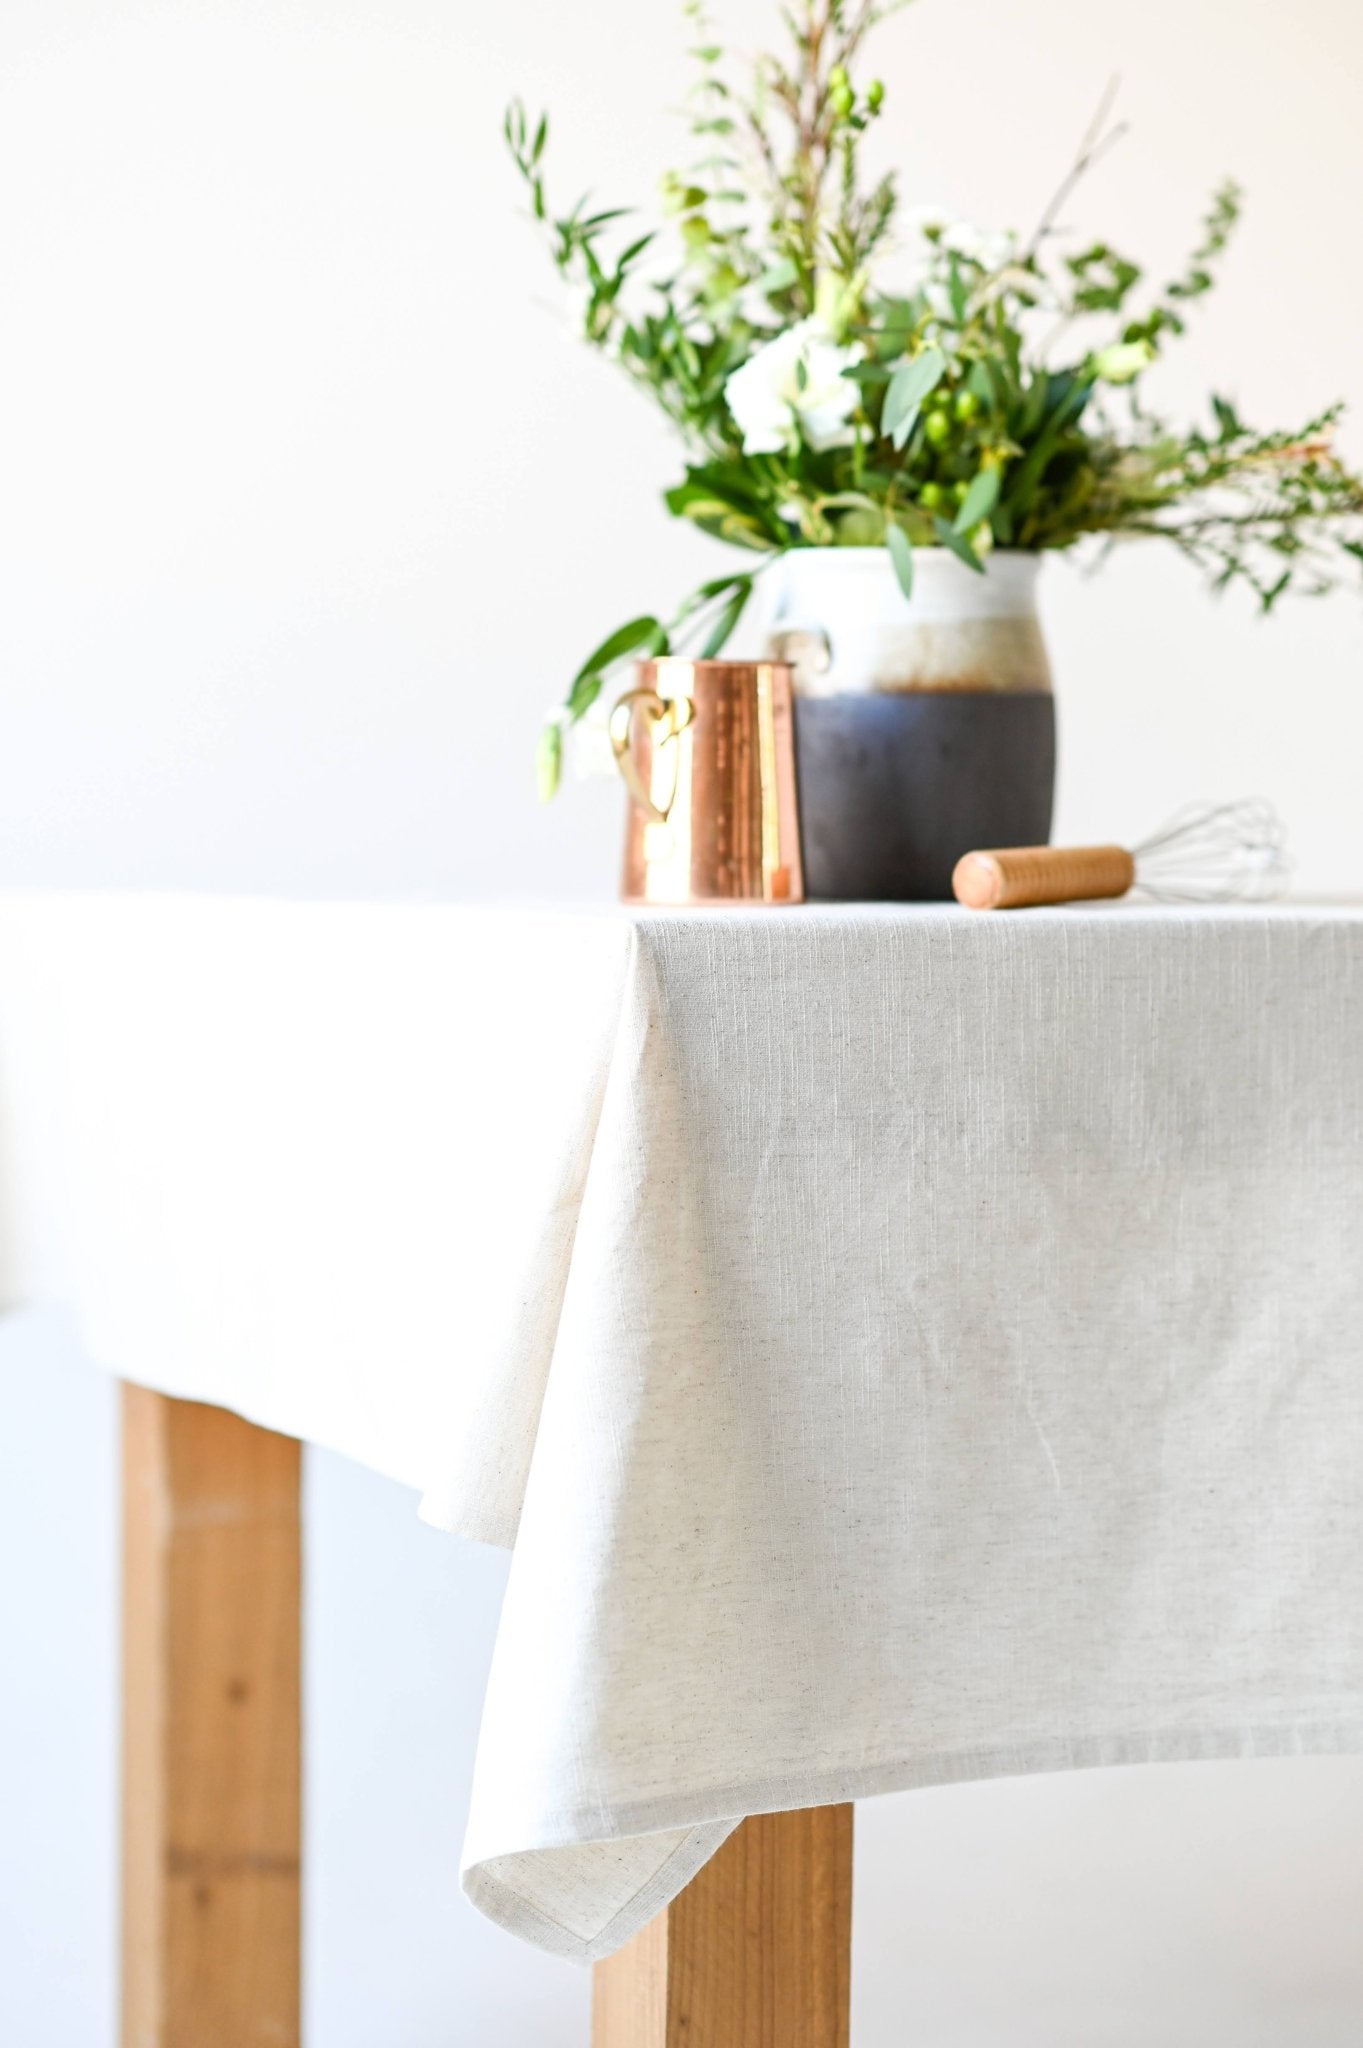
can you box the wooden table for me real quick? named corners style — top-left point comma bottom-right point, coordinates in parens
top-left (121, 1389), bottom-right (852, 2048)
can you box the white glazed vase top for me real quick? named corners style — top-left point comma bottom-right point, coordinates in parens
top-left (764, 546), bottom-right (1051, 697)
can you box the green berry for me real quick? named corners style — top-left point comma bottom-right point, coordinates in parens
top-left (919, 481), bottom-right (947, 511)
top-left (836, 506), bottom-right (882, 546)
top-left (830, 84), bottom-right (854, 118)
top-left (924, 407), bottom-right (952, 447)
top-left (828, 63), bottom-right (850, 89)
top-left (953, 389), bottom-right (980, 423)
top-left (952, 479), bottom-right (970, 505)
top-left (866, 79), bottom-right (885, 110)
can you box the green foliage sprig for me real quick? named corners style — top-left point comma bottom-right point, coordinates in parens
top-left (509, 2), bottom-right (1363, 794)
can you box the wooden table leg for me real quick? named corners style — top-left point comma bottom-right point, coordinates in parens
top-left (122, 1387), bottom-right (301, 2048)
top-left (592, 1804), bottom-right (853, 2048)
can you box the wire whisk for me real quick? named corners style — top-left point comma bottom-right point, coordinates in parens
top-left (1130, 798), bottom-right (1290, 903)
top-left (953, 798), bottom-right (1292, 910)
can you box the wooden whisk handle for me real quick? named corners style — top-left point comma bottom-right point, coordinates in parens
top-left (953, 844), bottom-right (1136, 910)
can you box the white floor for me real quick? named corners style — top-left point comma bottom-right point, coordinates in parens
top-left (4, 1317), bottom-right (1362, 2048)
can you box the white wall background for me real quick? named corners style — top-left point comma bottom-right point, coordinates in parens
top-left (1, 1), bottom-right (1362, 2043)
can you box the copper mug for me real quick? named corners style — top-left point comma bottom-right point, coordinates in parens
top-left (611, 658), bottom-right (804, 905)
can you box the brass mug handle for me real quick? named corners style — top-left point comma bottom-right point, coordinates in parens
top-left (609, 688), bottom-right (696, 824)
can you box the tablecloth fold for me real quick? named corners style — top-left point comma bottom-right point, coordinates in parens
top-left (453, 907), bottom-right (1363, 1955)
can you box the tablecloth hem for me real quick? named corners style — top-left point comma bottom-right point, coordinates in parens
top-left (416, 1492), bottom-right (517, 1550)
top-left (461, 1715), bottom-right (1363, 1960)
top-left (100, 1358), bottom-right (445, 1502)
top-left (461, 1817), bottom-right (738, 1963)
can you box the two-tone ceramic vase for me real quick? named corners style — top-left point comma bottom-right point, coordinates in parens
top-left (765, 547), bottom-right (1056, 901)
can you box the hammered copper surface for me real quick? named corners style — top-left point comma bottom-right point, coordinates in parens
top-left (615, 659), bottom-right (803, 906)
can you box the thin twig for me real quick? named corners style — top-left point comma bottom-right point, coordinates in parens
top-left (1023, 76), bottom-right (1127, 260)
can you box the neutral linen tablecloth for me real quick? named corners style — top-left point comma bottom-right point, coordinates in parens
top-left (1, 893), bottom-right (1361, 1960)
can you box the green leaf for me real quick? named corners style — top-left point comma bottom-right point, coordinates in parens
top-left (535, 721), bottom-right (563, 802)
top-left (967, 361), bottom-right (996, 408)
top-left (953, 467), bottom-right (1001, 534)
top-left (616, 233), bottom-right (655, 271)
top-left (669, 572), bottom-right (756, 642)
top-left (947, 253), bottom-right (967, 323)
top-left (1003, 378), bottom-right (1094, 518)
top-left (566, 671), bottom-right (603, 721)
top-left (572, 615), bottom-right (664, 685)
top-left (1211, 394), bottom-right (1244, 442)
top-left (664, 467), bottom-right (788, 550)
top-left (885, 523), bottom-right (914, 599)
top-left (865, 297), bottom-right (920, 362)
top-left (692, 512), bottom-right (772, 551)
top-left (699, 578), bottom-right (753, 658)
top-left (1017, 375), bottom-right (1050, 439)
top-left (757, 257), bottom-right (800, 295)
top-left (882, 346), bottom-right (946, 451)
top-left (932, 517), bottom-right (985, 574)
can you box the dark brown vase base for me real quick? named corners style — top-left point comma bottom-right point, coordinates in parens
top-left (792, 689), bottom-right (1057, 902)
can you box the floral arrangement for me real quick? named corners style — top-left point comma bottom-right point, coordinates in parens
top-left (507, 0), bottom-right (1363, 796)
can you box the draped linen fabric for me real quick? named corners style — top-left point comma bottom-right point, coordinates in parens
top-left (1, 894), bottom-right (1360, 1960)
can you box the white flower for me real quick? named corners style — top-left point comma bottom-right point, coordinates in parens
top-left (899, 207), bottom-right (1014, 275)
top-left (938, 219), bottom-right (1015, 274)
top-left (724, 320), bottom-right (863, 455)
top-left (566, 699), bottom-right (617, 781)
top-left (897, 209), bottom-right (1016, 319)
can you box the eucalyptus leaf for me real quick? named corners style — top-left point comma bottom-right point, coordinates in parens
top-left (886, 523), bottom-right (915, 599)
top-left (932, 518), bottom-right (986, 574)
top-left (883, 347), bottom-right (946, 451)
top-left (866, 295), bottom-right (918, 361)
top-left (953, 467), bottom-right (1001, 534)
top-left (757, 258), bottom-right (800, 295)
